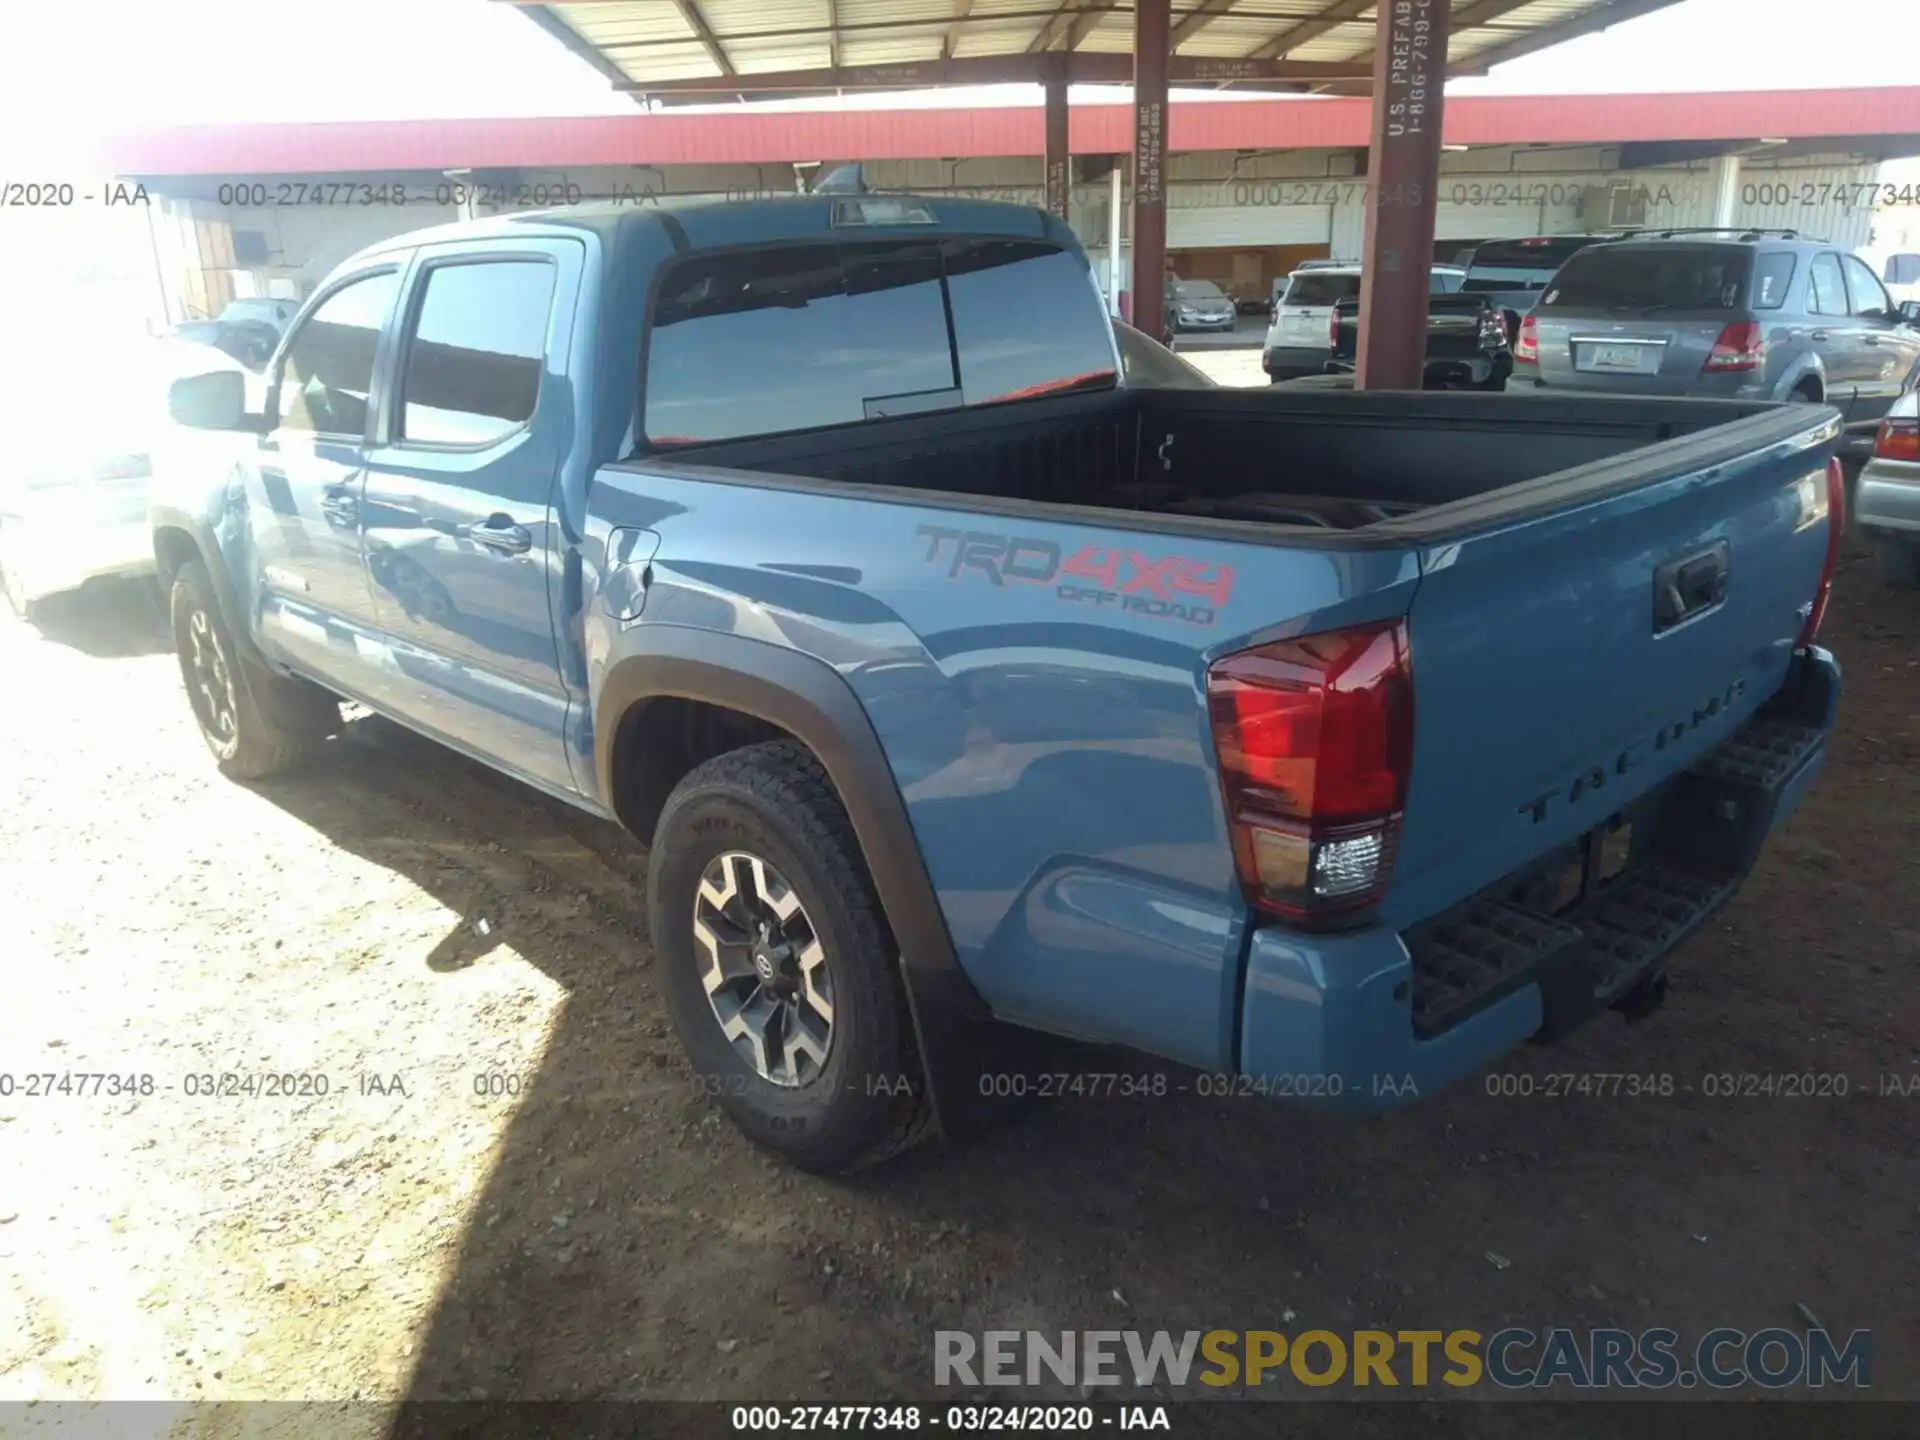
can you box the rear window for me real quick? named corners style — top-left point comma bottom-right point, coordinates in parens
top-left (1538, 246), bottom-right (1754, 312)
top-left (1281, 273), bottom-right (1362, 306)
top-left (1460, 238), bottom-right (1595, 291)
top-left (643, 238), bottom-right (1114, 445)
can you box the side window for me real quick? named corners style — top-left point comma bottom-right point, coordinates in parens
top-left (1841, 254), bottom-right (1891, 318)
top-left (1750, 253), bottom-right (1795, 310)
top-left (942, 238), bottom-right (1118, 405)
top-left (398, 260), bottom-right (556, 446)
top-left (1806, 253), bottom-right (1848, 318)
top-left (275, 271), bottom-right (400, 437)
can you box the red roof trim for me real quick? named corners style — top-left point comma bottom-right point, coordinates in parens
top-left (101, 88), bottom-right (1920, 177)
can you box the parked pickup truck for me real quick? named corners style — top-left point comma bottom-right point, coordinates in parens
top-left (1327, 292), bottom-right (1514, 390)
top-left (154, 195), bottom-right (1844, 1172)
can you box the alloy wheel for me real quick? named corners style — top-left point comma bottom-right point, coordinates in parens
top-left (692, 850), bottom-right (835, 1087)
top-left (184, 608), bottom-right (238, 746)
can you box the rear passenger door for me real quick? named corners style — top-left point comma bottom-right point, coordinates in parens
top-left (1842, 252), bottom-right (1920, 421)
top-left (358, 239), bottom-right (583, 795)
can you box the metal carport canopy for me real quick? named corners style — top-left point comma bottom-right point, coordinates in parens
top-left (506, 0), bottom-right (1700, 383)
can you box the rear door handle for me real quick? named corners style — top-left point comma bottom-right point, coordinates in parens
top-left (1809, 330), bottom-right (1830, 342)
top-left (466, 515), bottom-right (533, 555)
top-left (320, 494), bottom-right (358, 528)
top-left (1864, 334), bottom-right (1882, 346)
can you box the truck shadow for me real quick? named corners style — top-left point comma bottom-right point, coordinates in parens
top-left (245, 701), bottom-right (1900, 1421)
top-left (9, 575), bottom-right (172, 658)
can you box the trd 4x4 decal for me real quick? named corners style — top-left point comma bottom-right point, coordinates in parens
top-left (916, 525), bottom-right (1233, 628)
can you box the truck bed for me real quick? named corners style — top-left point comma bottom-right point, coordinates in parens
top-left (650, 387), bottom-right (1795, 536)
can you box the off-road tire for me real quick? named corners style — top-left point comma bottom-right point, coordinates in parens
top-left (649, 740), bottom-right (924, 1173)
top-left (170, 559), bottom-right (337, 780)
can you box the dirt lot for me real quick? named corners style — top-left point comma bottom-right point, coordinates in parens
top-left (1, 526), bottom-right (1915, 1427)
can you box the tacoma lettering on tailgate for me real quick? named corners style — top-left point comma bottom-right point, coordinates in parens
top-left (916, 525), bottom-right (1233, 628)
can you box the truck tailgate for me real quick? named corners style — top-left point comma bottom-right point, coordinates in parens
top-left (1379, 406), bottom-right (1840, 935)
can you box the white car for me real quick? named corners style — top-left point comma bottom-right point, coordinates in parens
top-left (1854, 388), bottom-right (1920, 588)
top-left (0, 340), bottom-right (244, 621)
top-left (1261, 262), bottom-right (1465, 381)
top-left (1881, 253), bottom-right (1920, 309)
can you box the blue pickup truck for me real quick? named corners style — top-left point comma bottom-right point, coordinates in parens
top-left (154, 194), bottom-right (1845, 1171)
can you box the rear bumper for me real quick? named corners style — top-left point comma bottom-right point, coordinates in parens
top-left (1854, 462), bottom-right (1920, 534)
top-left (1326, 353), bottom-right (1512, 391)
top-left (1504, 372), bottom-right (1770, 401)
top-left (1235, 647), bottom-right (1840, 1110)
top-left (1263, 344), bottom-right (1330, 378)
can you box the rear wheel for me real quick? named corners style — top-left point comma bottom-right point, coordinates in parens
top-left (170, 559), bottom-right (337, 779)
top-left (649, 741), bottom-right (923, 1172)
top-left (1874, 534), bottom-right (1920, 589)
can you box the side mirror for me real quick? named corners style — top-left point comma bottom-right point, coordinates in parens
top-left (168, 369), bottom-right (248, 430)
top-left (1898, 300), bottom-right (1920, 328)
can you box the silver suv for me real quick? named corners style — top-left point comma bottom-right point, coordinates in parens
top-left (1506, 230), bottom-right (1920, 456)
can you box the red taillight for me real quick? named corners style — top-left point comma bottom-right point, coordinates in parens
top-left (1515, 314), bottom-right (1538, 364)
top-left (1328, 309), bottom-right (1341, 348)
top-left (1874, 415), bottom-right (1920, 462)
top-left (1798, 457), bottom-right (1846, 648)
top-left (1703, 320), bottom-right (1765, 373)
top-left (1207, 620), bottom-right (1414, 926)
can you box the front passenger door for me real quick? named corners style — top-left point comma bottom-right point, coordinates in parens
top-left (1842, 252), bottom-right (1920, 421)
top-left (249, 267), bottom-right (401, 688)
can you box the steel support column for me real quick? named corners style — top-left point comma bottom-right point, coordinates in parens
top-left (1130, 0), bottom-right (1170, 341)
top-left (1355, 0), bottom-right (1451, 390)
top-left (1043, 57), bottom-right (1071, 221)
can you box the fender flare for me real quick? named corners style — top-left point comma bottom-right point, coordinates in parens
top-left (594, 626), bottom-right (1033, 1145)
top-left (150, 504), bottom-right (250, 644)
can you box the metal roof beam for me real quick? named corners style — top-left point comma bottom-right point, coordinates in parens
top-left (1063, 0), bottom-right (1120, 48)
top-left (1344, 0), bottom-right (1539, 63)
top-left (601, 8), bottom-right (1098, 51)
top-left (1169, 0), bottom-right (1237, 45)
top-left (618, 51), bottom-right (1374, 95)
top-left (1450, 0), bottom-right (1691, 74)
top-left (1026, 0), bottom-right (1081, 52)
top-left (510, 4), bottom-right (648, 102)
top-left (670, 0), bottom-right (737, 77)
top-left (1240, 0), bottom-right (1372, 59)
top-left (941, 0), bottom-right (974, 61)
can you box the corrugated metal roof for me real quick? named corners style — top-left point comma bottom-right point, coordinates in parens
top-left (519, 0), bottom-right (1693, 102)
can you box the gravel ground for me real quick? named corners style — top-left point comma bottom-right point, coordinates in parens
top-left (1, 518), bottom-right (1914, 1427)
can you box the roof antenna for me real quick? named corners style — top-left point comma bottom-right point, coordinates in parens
top-left (813, 162), bottom-right (868, 194)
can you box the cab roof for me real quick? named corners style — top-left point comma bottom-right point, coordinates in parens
top-left (341, 192), bottom-right (1075, 271)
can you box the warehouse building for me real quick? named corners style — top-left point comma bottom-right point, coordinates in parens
top-left (106, 86), bottom-right (1920, 323)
